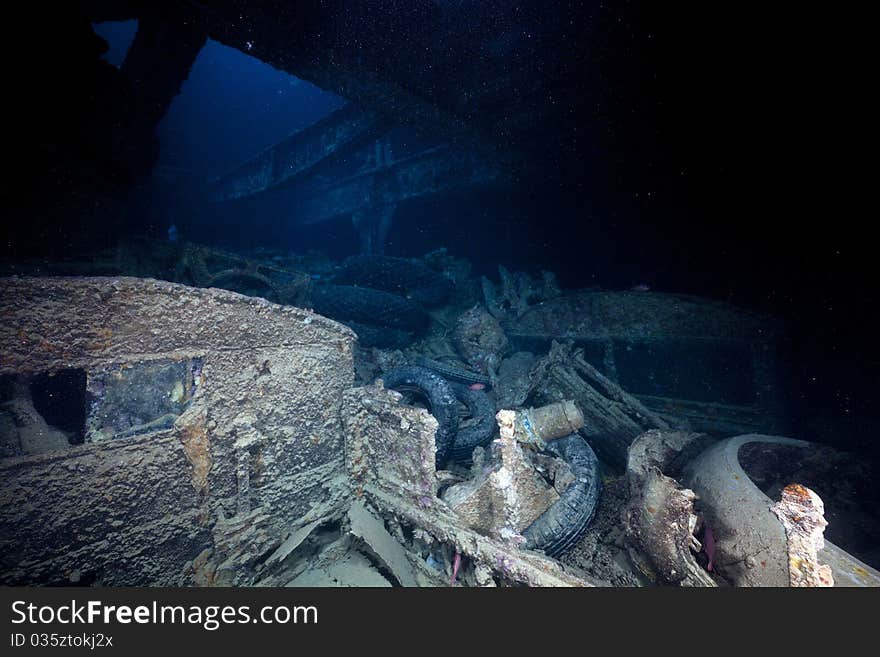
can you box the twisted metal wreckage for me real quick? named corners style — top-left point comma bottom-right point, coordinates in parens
top-left (2, 275), bottom-right (878, 587)
top-left (0, 276), bottom-right (586, 586)
top-left (3, 3), bottom-right (878, 587)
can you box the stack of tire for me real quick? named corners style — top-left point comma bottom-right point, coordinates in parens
top-left (378, 366), bottom-right (497, 467)
top-left (309, 255), bottom-right (453, 348)
top-left (379, 365), bottom-right (601, 558)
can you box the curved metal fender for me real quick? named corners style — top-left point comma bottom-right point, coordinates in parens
top-left (682, 433), bottom-right (880, 587)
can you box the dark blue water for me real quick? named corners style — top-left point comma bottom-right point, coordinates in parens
top-left (95, 22), bottom-right (345, 178)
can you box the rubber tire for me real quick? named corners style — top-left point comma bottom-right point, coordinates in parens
top-left (310, 284), bottom-right (429, 332)
top-left (335, 255), bottom-right (453, 306)
top-left (522, 434), bottom-right (602, 557)
top-left (379, 366), bottom-right (460, 468)
top-left (412, 356), bottom-right (491, 387)
top-left (447, 382), bottom-right (497, 462)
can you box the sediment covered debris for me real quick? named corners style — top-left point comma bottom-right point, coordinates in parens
top-left (341, 382), bottom-right (599, 586)
top-left (0, 276), bottom-right (355, 586)
top-left (526, 342), bottom-right (670, 468)
top-left (772, 484), bottom-right (834, 587)
top-left (3, 244), bottom-right (875, 587)
top-left (623, 430), bottom-right (716, 587)
top-left (452, 305), bottom-right (509, 378)
top-left (481, 265), bottom-right (560, 320)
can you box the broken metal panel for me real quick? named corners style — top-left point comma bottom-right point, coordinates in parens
top-left (348, 500), bottom-right (418, 587)
top-left (208, 105), bottom-right (387, 202)
top-left (0, 277), bottom-right (355, 585)
top-left (342, 382), bottom-right (439, 503)
top-left (0, 430), bottom-right (211, 586)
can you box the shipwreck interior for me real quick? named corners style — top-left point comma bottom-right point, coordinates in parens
top-left (0, 2), bottom-right (876, 588)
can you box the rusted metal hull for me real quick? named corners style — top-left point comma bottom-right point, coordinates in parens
top-left (0, 277), bottom-right (355, 585)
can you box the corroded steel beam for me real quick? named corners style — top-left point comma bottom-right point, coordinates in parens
top-left (294, 144), bottom-right (505, 225)
top-left (208, 104), bottom-right (387, 202)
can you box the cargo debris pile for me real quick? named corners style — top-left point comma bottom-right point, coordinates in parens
top-left (1, 241), bottom-right (878, 586)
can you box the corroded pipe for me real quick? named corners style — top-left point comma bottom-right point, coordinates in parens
top-left (513, 400), bottom-right (584, 448)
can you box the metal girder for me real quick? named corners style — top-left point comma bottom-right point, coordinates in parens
top-left (294, 144), bottom-right (505, 226)
top-left (208, 104), bottom-right (388, 202)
